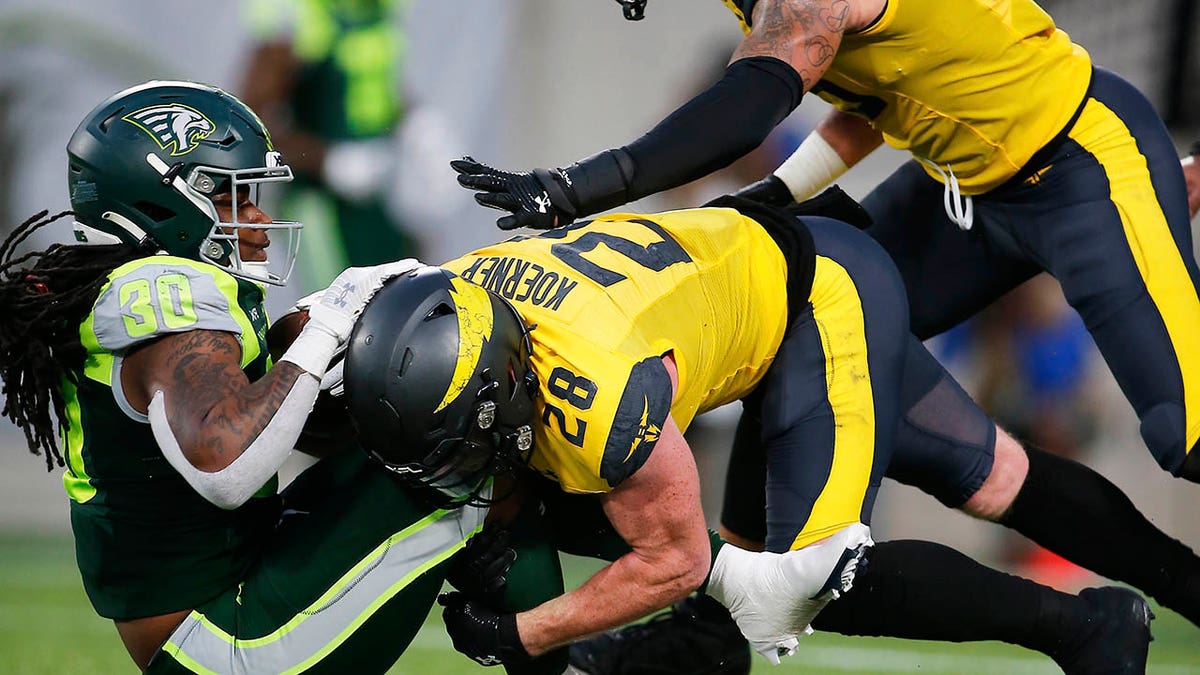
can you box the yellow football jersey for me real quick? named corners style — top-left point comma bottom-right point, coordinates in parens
top-left (725, 0), bottom-right (1092, 193)
top-left (443, 208), bottom-right (789, 494)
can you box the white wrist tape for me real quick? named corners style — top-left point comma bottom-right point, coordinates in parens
top-left (149, 375), bottom-right (320, 510)
top-left (278, 323), bottom-right (342, 377)
top-left (774, 132), bottom-right (849, 202)
top-left (707, 522), bottom-right (873, 665)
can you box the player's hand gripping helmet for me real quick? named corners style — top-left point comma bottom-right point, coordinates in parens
top-left (66, 80), bottom-right (302, 285)
top-left (615, 0), bottom-right (647, 20)
top-left (344, 267), bottom-right (538, 507)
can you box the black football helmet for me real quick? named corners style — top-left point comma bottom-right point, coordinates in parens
top-left (344, 267), bottom-right (538, 507)
top-left (615, 0), bottom-right (647, 20)
top-left (67, 80), bottom-right (301, 285)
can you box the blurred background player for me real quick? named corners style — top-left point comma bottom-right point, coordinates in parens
top-left (1184, 141), bottom-right (1200, 218)
top-left (239, 0), bottom-right (422, 293)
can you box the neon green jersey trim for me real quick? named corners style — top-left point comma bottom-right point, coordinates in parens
top-left (60, 378), bottom-right (97, 503)
top-left (180, 508), bottom-right (478, 652)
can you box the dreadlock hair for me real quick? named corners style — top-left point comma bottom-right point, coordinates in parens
top-left (0, 210), bottom-right (152, 470)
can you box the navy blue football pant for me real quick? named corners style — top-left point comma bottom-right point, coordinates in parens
top-left (867, 67), bottom-right (1200, 480)
top-left (722, 217), bottom-right (996, 547)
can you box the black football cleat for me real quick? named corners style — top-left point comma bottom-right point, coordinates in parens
top-left (1054, 586), bottom-right (1154, 675)
top-left (569, 594), bottom-right (751, 675)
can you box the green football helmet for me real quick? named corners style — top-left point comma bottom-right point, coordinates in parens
top-left (67, 80), bottom-right (302, 285)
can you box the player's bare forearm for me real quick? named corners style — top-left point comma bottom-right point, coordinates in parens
top-left (514, 416), bottom-right (710, 655)
top-left (514, 541), bottom-right (702, 656)
top-left (817, 108), bottom-right (884, 167)
top-left (131, 329), bottom-right (310, 471)
top-left (732, 0), bottom-right (852, 91)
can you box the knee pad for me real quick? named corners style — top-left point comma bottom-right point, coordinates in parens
top-left (1139, 401), bottom-right (1187, 476)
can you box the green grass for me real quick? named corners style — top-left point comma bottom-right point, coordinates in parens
top-left (2, 532), bottom-right (1197, 674)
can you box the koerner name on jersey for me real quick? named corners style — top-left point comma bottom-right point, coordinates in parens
top-left (456, 255), bottom-right (578, 311)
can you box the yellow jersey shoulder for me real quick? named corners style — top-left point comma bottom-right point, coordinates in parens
top-left (722, 0), bottom-right (1091, 193)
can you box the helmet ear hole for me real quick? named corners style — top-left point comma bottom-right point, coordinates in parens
top-left (97, 108), bottom-right (123, 132)
top-left (425, 302), bottom-right (454, 320)
top-left (134, 201), bottom-right (176, 223)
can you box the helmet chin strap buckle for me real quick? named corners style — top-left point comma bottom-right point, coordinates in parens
top-left (159, 161), bottom-right (186, 186)
top-left (513, 425), bottom-right (533, 453)
top-left (476, 400), bottom-right (497, 430)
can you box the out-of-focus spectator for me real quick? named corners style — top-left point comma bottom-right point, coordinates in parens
top-left (239, 0), bottom-right (420, 292)
top-left (1183, 141), bottom-right (1200, 220)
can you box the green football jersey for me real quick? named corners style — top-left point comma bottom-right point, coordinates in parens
top-left (283, 0), bottom-right (405, 143)
top-left (64, 256), bottom-right (279, 620)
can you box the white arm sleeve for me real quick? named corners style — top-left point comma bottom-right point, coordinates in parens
top-left (148, 374), bottom-right (321, 510)
top-left (278, 322), bottom-right (342, 376)
top-left (773, 132), bottom-right (850, 202)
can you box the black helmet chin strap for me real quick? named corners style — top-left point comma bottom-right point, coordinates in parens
top-left (615, 0), bottom-right (647, 20)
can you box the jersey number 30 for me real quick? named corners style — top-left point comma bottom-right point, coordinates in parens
top-left (118, 273), bottom-right (198, 338)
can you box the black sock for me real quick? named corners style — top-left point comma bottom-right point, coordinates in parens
top-left (1000, 446), bottom-right (1200, 624)
top-left (812, 540), bottom-right (1090, 659)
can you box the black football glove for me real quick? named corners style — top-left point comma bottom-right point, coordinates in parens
top-left (439, 591), bottom-right (531, 666)
top-left (452, 157), bottom-right (579, 230)
top-left (731, 174), bottom-right (796, 207)
top-left (784, 185), bottom-right (874, 230)
top-left (733, 178), bottom-right (875, 231)
top-left (446, 526), bottom-right (517, 605)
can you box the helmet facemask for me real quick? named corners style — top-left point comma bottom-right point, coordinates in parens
top-left (373, 376), bottom-right (536, 509)
top-left (146, 150), bottom-right (302, 286)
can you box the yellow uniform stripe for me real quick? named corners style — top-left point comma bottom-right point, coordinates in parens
top-left (791, 255), bottom-right (875, 550)
top-left (60, 379), bottom-right (97, 504)
top-left (1069, 101), bottom-right (1200, 455)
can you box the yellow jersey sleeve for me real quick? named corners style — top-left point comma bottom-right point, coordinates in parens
top-left (527, 347), bottom-right (673, 493)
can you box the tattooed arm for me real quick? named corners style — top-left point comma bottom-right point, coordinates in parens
top-left (122, 329), bottom-right (313, 476)
top-left (733, 0), bottom-right (881, 91)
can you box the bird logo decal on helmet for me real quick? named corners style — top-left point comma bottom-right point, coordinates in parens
top-left (122, 104), bottom-right (215, 156)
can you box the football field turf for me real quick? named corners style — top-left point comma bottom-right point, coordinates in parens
top-left (3, 532), bottom-right (1197, 674)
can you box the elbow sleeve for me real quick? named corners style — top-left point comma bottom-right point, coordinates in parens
top-left (149, 374), bottom-right (321, 509)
